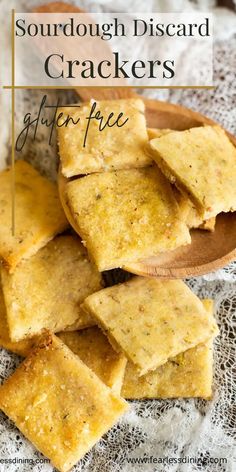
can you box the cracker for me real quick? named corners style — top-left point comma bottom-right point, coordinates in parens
top-left (66, 167), bottom-right (191, 271)
top-left (147, 128), bottom-right (216, 231)
top-left (146, 128), bottom-right (173, 159)
top-left (1, 235), bottom-right (102, 341)
top-left (122, 341), bottom-right (213, 399)
top-left (187, 203), bottom-right (216, 231)
top-left (174, 189), bottom-right (216, 231)
top-left (58, 327), bottom-right (127, 394)
top-left (146, 128), bottom-right (173, 158)
top-left (172, 187), bottom-right (192, 222)
top-left (0, 160), bottom-right (68, 271)
top-left (150, 126), bottom-right (236, 218)
top-left (82, 278), bottom-right (219, 376)
top-left (147, 128), bottom-right (173, 140)
top-left (122, 299), bottom-right (215, 399)
top-left (58, 98), bottom-right (151, 177)
top-left (0, 334), bottom-right (128, 472)
top-left (0, 284), bottom-right (38, 356)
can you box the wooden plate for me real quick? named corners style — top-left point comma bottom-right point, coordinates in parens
top-left (58, 98), bottom-right (236, 278)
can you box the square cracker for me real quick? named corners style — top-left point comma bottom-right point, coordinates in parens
top-left (0, 160), bottom-right (69, 271)
top-left (0, 284), bottom-right (38, 357)
top-left (66, 167), bottom-right (191, 272)
top-left (58, 327), bottom-right (127, 394)
top-left (1, 235), bottom-right (102, 342)
top-left (150, 125), bottom-right (236, 218)
top-left (58, 98), bottom-right (151, 177)
top-left (148, 128), bottom-right (215, 230)
top-left (0, 334), bottom-right (128, 472)
top-left (122, 299), bottom-right (215, 399)
top-left (82, 277), bottom-right (219, 376)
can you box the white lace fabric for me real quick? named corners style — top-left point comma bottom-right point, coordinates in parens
top-left (0, 1), bottom-right (236, 471)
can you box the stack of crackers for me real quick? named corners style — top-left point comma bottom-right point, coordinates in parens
top-left (58, 98), bottom-right (236, 273)
top-left (1, 95), bottom-right (234, 471)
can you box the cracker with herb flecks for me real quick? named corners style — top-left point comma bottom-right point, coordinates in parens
top-left (122, 299), bottom-right (215, 399)
top-left (147, 128), bottom-right (216, 231)
top-left (1, 235), bottom-right (102, 342)
top-left (82, 278), bottom-right (219, 376)
top-left (0, 284), bottom-right (39, 356)
top-left (66, 167), bottom-right (191, 272)
top-left (0, 160), bottom-right (69, 272)
top-left (0, 333), bottom-right (128, 472)
top-left (58, 98), bottom-right (151, 177)
top-left (150, 126), bottom-right (236, 218)
top-left (58, 327), bottom-right (127, 394)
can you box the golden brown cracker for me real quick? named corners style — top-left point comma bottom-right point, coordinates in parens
top-left (147, 128), bottom-right (173, 140)
top-left (82, 278), bottom-right (219, 376)
top-left (174, 189), bottom-right (216, 231)
top-left (66, 167), bottom-right (191, 271)
top-left (0, 284), bottom-right (38, 356)
top-left (122, 299), bottom-right (215, 399)
top-left (1, 235), bottom-right (102, 341)
top-left (0, 334), bottom-right (128, 472)
top-left (58, 98), bottom-right (151, 177)
top-left (122, 341), bottom-right (214, 399)
top-left (150, 126), bottom-right (236, 218)
top-left (0, 160), bottom-right (68, 271)
top-left (58, 327), bottom-right (127, 394)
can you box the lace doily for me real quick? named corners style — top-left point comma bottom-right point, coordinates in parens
top-left (0, 1), bottom-right (236, 471)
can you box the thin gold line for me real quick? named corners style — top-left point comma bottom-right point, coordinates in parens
top-left (3, 85), bottom-right (215, 90)
top-left (11, 9), bottom-right (15, 236)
